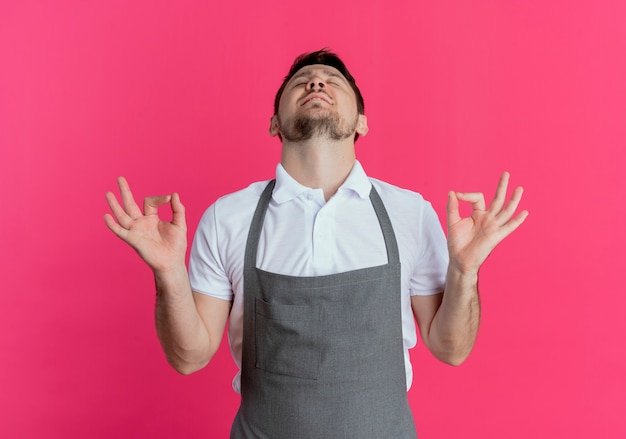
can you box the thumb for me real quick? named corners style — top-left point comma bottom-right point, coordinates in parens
top-left (143, 195), bottom-right (172, 216)
top-left (447, 191), bottom-right (461, 226)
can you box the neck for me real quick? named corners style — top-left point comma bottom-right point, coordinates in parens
top-left (281, 137), bottom-right (356, 201)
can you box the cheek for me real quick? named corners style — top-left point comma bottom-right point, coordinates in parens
top-left (337, 93), bottom-right (359, 111)
top-left (278, 94), bottom-right (299, 116)
top-left (339, 99), bottom-right (359, 118)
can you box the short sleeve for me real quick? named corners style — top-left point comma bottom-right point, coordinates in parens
top-left (188, 204), bottom-right (234, 301)
top-left (409, 202), bottom-right (449, 296)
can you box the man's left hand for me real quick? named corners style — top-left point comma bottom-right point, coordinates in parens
top-left (446, 172), bottom-right (529, 274)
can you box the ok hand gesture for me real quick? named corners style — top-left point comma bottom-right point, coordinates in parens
top-left (447, 172), bottom-right (528, 274)
top-left (104, 177), bottom-right (187, 273)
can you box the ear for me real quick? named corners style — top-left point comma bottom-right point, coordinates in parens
top-left (356, 114), bottom-right (369, 137)
top-left (269, 115), bottom-right (280, 137)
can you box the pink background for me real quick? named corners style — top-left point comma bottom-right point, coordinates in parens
top-left (1, 1), bottom-right (624, 437)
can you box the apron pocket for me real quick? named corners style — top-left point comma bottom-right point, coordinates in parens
top-left (255, 298), bottom-right (321, 380)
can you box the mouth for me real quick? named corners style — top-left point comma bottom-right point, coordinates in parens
top-left (301, 93), bottom-right (333, 106)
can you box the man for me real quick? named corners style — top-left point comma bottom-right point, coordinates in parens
top-left (105, 49), bottom-right (528, 438)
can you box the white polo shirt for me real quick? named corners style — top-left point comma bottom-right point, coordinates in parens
top-left (189, 161), bottom-right (449, 392)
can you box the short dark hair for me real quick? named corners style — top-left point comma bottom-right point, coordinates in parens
top-left (273, 49), bottom-right (365, 116)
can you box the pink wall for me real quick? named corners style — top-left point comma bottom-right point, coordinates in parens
top-left (1, 1), bottom-right (624, 437)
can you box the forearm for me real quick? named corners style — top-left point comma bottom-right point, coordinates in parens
top-left (429, 265), bottom-right (480, 366)
top-left (154, 264), bottom-right (212, 374)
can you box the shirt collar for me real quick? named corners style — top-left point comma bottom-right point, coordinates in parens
top-left (337, 160), bottom-right (372, 199)
top-left (273, 160), bottom-right (372, 204)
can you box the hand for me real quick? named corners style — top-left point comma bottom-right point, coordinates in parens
top-left (104, 177), bottom-right (187, 273)
top-left (447, 172), bottom-right (528, 273)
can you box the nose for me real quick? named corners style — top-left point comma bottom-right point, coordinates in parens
top-left (307, 80), bottom-right (325, 90)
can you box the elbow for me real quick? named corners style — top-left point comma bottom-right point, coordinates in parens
top-left (171, 363), bottom-right (198, 375)
top-left (427, 329), bottom-right (477, 366)
top-left (166, 351), bottom-right (211, 375)
top-left (430, 341), bottom-right (473, 366)
top-left (437, 352), bottom-right (470, 367)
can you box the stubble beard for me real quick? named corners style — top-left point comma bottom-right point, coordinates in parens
top-left (278, 108), bottom-right (358, 143)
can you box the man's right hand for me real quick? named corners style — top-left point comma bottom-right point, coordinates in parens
top-left (104, 176), bottom-right (187, 273)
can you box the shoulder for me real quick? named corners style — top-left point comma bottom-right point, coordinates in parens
top-left (214, 180), bottom-right (272, 209)
top-left (197, 180), bottom-right (272, 232)
top-left (368, 177), bottom-right (443, 239)
top-left (369, 178), bottom-right (430, 212)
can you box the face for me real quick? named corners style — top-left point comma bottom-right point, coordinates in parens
top-left (270, 64), bottom-right (368, 142)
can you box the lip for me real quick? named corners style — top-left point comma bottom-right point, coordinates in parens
top-left (300, 93), bottom-right (333, 106)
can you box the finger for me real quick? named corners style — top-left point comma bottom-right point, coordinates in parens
top-left (170, 193), bottom-right (186, 227)
top-left (497, 186), bottom-right (525, 223)
top-left (455, 192), bottom-right (486, 212)
top-left (447, 191), bottom-right (461, 225)
top-left (117, 176), bottom-right (143, 219)
top-left (104, 213), bottom-right (129, 241)
top-left (105, 191), bottom-right (134, 229)
top-left (143, 195), bottom-right (172, 216)
top-left (489, 171), bottom-right (510, 214)
top-left (499, 209), bottom-right (529, 238)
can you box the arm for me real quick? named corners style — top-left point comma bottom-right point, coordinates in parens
top-left (412, 172), bottom-right (528, 366)
top-left (154, 267), bottom-right (230, 375)
top-left (104, 177), bottom-right (230, 374)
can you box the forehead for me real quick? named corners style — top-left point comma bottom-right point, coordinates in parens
top-left (288, 64), bottom-right (349, 83)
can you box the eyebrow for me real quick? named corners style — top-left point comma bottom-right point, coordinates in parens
top-left (290, 69), bottom-right (347, 83)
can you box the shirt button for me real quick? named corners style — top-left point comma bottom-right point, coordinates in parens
top-left (306, 194), bottom-right (314, 201)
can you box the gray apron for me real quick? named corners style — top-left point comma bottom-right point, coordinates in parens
top-left (231, 180), bottom-right (417, 439)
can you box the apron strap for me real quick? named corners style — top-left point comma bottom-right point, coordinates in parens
top-left (368, 183), bottom-right (400, 266)
top-left (244, 179), bottom-right (275, 270)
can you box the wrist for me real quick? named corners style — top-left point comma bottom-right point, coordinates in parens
top-left (154, 262), bottom-right (190, 295)
top-left (446, 262), bottom-right (479, 285)
top-left (153, 258), bottom-right (187, 277)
